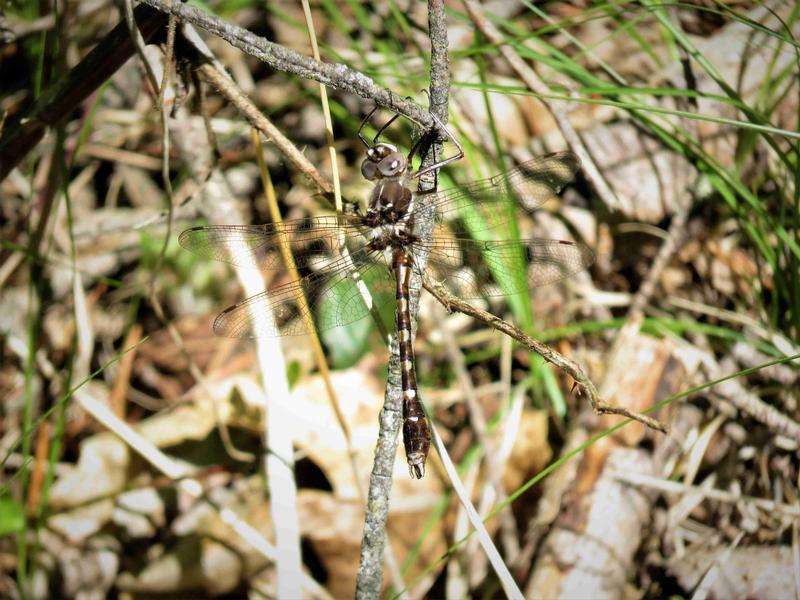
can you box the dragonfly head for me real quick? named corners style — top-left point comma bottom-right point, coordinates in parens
top-left (361, 143), bottom-right (408, 181)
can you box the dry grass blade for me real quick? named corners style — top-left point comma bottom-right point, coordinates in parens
top-left (250, 132), bottom-right (303, 600)
top-left (430, 425), bottom-right (524, 600)
top-left (74, 392), bottom-right (330, 599)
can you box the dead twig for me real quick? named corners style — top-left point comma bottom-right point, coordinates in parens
top-left (0, 4), bottom-right (167, 181)
top-left (422, 274), bottom-right (669, 434)
top-left (608, 468), bottom-right (800, 518)
top-left (187, 46), bottom-right (334, 196)
top-left (705, 354), bottom-right (800, 442)
top-left (140, 0), bottom-right (433, 129)
top-left (1, 0), bottom-right (438, 183)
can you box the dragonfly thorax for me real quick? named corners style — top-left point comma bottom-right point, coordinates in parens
top-left (365, 178), bottom-right (416, 243)
top-left (368, 180), bottom-right (412, 216)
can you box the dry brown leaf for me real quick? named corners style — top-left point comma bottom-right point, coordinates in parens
top-left (503, 409), bottom-right (552, 493)
top-left (601, 335), bottom-right (679, 446)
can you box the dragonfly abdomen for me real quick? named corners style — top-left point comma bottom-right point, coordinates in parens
top-left (392, 249), bottom-right (431, 479)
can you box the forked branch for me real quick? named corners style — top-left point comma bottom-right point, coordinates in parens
top-left (140, 0), bottom-right (433, 128)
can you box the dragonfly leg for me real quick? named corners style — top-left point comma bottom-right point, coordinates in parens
top-left (373, 112), bottom-right (402, 145)
top-left (413, 110), bottom-right (465, 179)
top-left (360, 99), bottom-right (416, 148)
top-left (358, 105), bottom-right (380, 148)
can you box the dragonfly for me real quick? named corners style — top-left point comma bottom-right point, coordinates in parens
top-left (179, 111), bottom-right (594, 478)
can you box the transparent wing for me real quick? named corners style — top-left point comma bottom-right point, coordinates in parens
top-left (178, 215), bottom-right (366, 269)
top-left (419, 237), bottom-right (594, 298)
top-left (421, 152), bottom-right (581, 235)
top-left (212, 249), bottom-right (395, 338)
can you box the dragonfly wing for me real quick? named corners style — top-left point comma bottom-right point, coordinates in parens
top-left (423, 152), bottom-right (581, 235)
top-left (316, 257), bottom-right (396, 333)
top-left (212, 249), bottom-right (393, 337)
top-left (178, 216), bottom-right (365, 269)
top-left (422, 238), bottom-right (594, 299)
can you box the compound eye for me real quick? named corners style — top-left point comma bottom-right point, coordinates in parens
top-left (378, 152), bottom-right (406, 177)
top-left (361, 159), bottom-right (378, 180)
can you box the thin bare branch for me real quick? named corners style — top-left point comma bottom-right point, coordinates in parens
top-left (122, 0), bottom-right (159, 94)
top-left (140, 0), bottom-right (433, 128)
top-left (423, 274), bottom-right (669, 434)
top-left (189, 50), bottom-right (334, 196)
